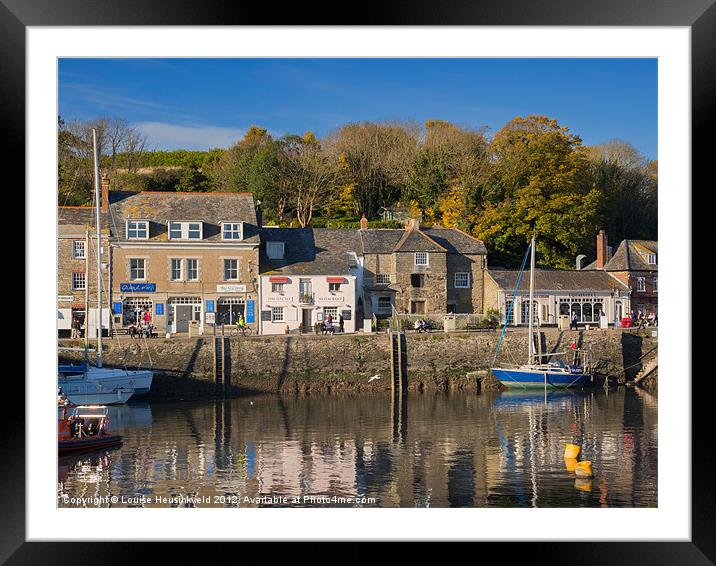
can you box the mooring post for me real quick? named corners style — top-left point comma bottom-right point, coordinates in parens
top-left (399, 329), bottom-right (408, 393)
top-left (221, 324), bottom-right (228, 395)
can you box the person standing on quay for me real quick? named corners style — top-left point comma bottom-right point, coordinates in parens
top-left (339, 314), bottom-right (345, 333)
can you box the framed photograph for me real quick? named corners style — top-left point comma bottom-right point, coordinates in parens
top-left (7, 0), bottom-right (708, 561)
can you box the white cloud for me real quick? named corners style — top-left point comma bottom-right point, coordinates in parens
top-left (134, 122), bottom-right (246, 151)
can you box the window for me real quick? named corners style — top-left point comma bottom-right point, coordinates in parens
top-left (324, 307), bottom-right (338, 320)
top-left (647, 254), bottom-right (657, 265)
top-left (187, 223), bottom-right (201, 239)
top-left (636, 277), bottom-right (646, 292)
top-left (329, 282), bottom-right (342, 292)
top-left (267, 241), bottom-right (285, 260)
top-left (411, 274), bottom-right (424, 288)
top-left (271, 282), bottom-right (285, 293)
top-left (186, 259), bottom-right (198, 281)
top-left (505, 299), bottom-right (516, 325)
top-left (170, 259), bottom-right (182, 281)
top-left (130, 258), bottom-right (146, 281)
top-left (454, 272), bottom-right (470, 288)
top-left (169, 222), bottom-right (182, 239)
top-left (377, 296), bottom-right (392, 311)
top-left (271, 306), bottom-right (284, 322)
top-left (224, 259), bottom-right (239, 281)
top-left (376, 274), bottom-right (391, 285)
top-left (415, 252), bottom-right (428, 266)
top-left (168, 221), bottom-right (203, 240)
top-left (72, 240), bottom-right (85, 259)
top-left (72, 272), bottom-right (86, 290)
top-left (222, 222), bottom-right (243, 240)
top-left (653, 276), bottom-right (658, 293)
top-left (127, 220), bottom-right (149, 239)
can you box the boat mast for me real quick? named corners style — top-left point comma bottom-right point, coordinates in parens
top-left (527, 235), bottom-right (535, 366)
top-left (92, 129), bottom-right (103, 368)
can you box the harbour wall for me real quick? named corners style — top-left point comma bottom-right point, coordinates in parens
top-left (58, 328), bottom-right (657, 399)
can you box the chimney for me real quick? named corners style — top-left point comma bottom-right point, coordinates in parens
top-left (576, 254), bottom-right (587, 270)
top-left (256, 199), bottom-right (263, 227)
top-left (596, 230), bottom-right (608, 269)
top-left (404, 217), bottom-right (419, 231)
top-left (359, 213), bottom-right (368, 230)
top-left (100, 174), bottom-right (110, 213)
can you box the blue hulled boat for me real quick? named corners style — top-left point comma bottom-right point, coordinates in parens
top-left (490, 236), bottom-right (594, 390)
top-left (491, 362), bottom-right (593, 389)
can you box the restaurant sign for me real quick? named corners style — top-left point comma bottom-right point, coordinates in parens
top-left (120, 283), bottom-right (156, 293)
top-left (217, 284), bottom-right (247, 293)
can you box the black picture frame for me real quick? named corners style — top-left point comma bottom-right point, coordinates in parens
top-left (6, 0), bottom-right (707, 562)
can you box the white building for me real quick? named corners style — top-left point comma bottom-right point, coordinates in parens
top-left (258, 228), bottom-right (361, 335)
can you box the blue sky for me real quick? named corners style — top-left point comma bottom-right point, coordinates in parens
top-left (58, 58), bottom-right (658, 159)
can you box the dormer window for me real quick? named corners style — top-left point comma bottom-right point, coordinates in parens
top-left (222, 222), bottom-right (243, 240)
top-left (168, 221), bottom-right (203, 240)
top-left (267, 241), bottom-right (285, 260)
top-left (127, 220), bottom-right (149, 240)
top-left (647, 253), bottom-right (657, 265)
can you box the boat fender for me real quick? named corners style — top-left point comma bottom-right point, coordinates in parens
top-left (575, 461), bottom-right (594, 478)
top-left (564, 443), bottom-right (581, 459)
top-left (564, 458), bottom-right (578, 473)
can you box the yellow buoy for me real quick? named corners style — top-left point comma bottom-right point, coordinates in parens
top-left (575, 460), bottom-right (593, 478)
top-left (564, 457), bottom-right (578, 473)
top-left (574, 478), bottom-right (593, 492)
top-left (564, 443), bottom-right (581, 459)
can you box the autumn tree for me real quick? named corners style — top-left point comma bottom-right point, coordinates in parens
top-left (323, 121), bottom-right (419, 216)
top-left (407, 120), bottom-right (490, 227)
top-left (472, 115), bottom-right (601, 268)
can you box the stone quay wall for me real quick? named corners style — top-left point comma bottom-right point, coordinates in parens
top-left (58, 328), bottom-right (657, 399)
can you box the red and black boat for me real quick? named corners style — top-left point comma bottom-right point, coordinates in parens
top-left (58, 403), bottom-right (123, 455)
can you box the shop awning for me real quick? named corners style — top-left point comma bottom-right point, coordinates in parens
top-left (326, 277), bottom-right (345, 284)
top-left (269, 276), bottom-right (289, 283)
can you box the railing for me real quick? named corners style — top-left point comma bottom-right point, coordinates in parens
top-left (299, 293), bottom-right (315, 305)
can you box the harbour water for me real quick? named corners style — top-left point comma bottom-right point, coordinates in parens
top-left (58, 387), bottom-right (657, 508)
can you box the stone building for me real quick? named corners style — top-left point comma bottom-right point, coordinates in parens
top-left (484, 268), bottom-right (631, 327)
top-left (108, 188), bottom-right (261, 335)
top-left (584, 230), bottom-right (658, 317)
top-left (57, 202), bottom-right (111, 338)
top-left (358, 217), bottom-right (488, 317)
top-left (258, 228), bottom-right (360, 334)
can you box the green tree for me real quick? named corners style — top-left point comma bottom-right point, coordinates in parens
top-left (586, 140), bottom-right (657, 245)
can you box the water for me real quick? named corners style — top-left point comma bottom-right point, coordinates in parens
top-left (58, 387), bottom-right (657, 508)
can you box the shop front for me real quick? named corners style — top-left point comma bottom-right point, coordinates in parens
top-left (168, 296), bottom-right (202, 333)
top-left (258, 274), bottom-right (357, 335)
top-left (500, 291), bottom-right (628, 327)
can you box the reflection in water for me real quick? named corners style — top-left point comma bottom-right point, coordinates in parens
top-left (58, 388), bottom-right (657, 508)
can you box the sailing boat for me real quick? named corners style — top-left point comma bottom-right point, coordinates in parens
top-left (490, 236), bottom-right (593, 389)
top-left (58, 129), bottom-right (153, 403)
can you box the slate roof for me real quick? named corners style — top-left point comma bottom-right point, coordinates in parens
top-left (422, 227), bottom-right (487, 255)
top-left (359, 227), bottom-right (486, 255)
top-left (259, 228), bottom-right (361, 276)
top-left (359, 229), bottom-right (405, 254)
top-left (394, 229), bottom-right (447, 253)
top-left (58, 206), bottom-right (109, 232)
top-left (107, 191), bottom-right (259, 243)
top-left (585, 239), bottom-right (658, 272)
top-left (488, 268), bottom-right (629, 292)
